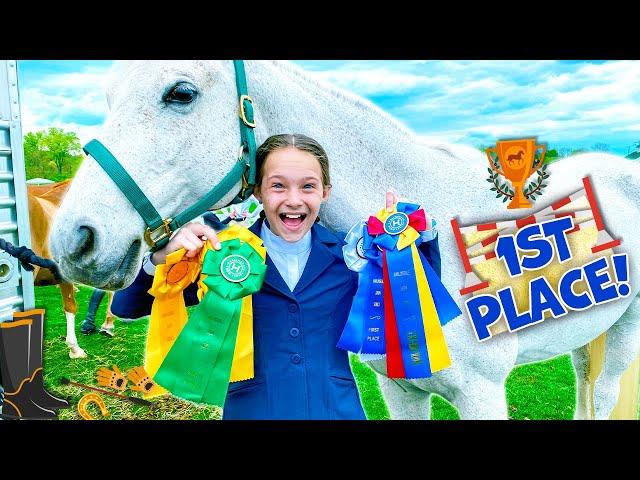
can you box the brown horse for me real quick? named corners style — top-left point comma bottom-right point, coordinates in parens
top-left (27, 179), bottom-right (113, 358)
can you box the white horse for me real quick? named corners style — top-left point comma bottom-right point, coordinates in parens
top-left (49, 61), bottom-right (640, 419)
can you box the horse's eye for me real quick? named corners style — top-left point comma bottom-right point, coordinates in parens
top-left (164, 82), bottom-right (198, 104)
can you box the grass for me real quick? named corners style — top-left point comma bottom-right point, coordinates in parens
top-left (351, 353), bottom-right (577, 420)
top-left (40, 285), bottom-right (220, 420)
top-left (37, 283), bottom-right (592, 420)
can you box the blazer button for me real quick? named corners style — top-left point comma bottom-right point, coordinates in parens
top-left (288, 304), bottom-right (299, 313)
top-left (291, 354), bottom-right (302, 364)
top-left (289, 327), bottom-right (300, 337)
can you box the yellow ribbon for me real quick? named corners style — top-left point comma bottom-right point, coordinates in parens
top-left (146, 248), bottom-right (201, 397)
top-left (147, 224), bottom-right (266, 394)
top-left (411, 243), bottom-right (451, 373)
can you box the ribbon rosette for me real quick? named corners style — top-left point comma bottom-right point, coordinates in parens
top-left (146, 248), bottom-right (202, 398)
top-left (339, 202), bottom-right (461, 379)
top-left (153, 225), bottom-right (266, 406)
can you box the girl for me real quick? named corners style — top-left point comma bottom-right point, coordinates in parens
top-left (111, 133), bottom-right (441, 420)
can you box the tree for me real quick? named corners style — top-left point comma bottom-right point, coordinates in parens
top-left (625, 141), bottom-right (640, 159)
top-left (23, 128), bottom-right (84, 181)
top-left (558, 147), bottom-right (572, 158)
top-left (544, 148), bottom-right (559, 163)
top-left (23, 131), bottom-right (46, 167)
top-left (40, 128), bottom-right (82, 175)
top-left (591, 142), bottom-right (610, 152)
top-left (627, 141), bottom-right (640, 156)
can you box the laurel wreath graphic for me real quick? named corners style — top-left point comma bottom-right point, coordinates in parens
top-left (486, 154), bottom-right (550, 203)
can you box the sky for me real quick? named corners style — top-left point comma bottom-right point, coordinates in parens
top-left (16, 60), bottom-right (640, 157)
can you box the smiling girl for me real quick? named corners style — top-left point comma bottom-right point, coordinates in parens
top-left (111, 133), bottom-right (441, 420)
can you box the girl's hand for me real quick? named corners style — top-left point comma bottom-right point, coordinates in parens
top-left (386, 189), bottom-right (399, 212)
top-left (151, 222), bottom-right (221, 265)
top-left (385, 189), bottom-right (431, 229)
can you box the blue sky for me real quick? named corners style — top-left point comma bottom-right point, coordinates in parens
top-left (17, 60), bottom-right (640, 157)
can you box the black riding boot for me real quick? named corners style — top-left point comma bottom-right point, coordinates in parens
top-left (17, 309), bottom-right (70, 410)
top-left (0, 319), bottom-right (57, 419)
top-left (81, 289), bottom-right (106, 334)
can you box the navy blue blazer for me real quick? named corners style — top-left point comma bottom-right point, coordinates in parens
top-left (111, 218), bottom-right (441, 420)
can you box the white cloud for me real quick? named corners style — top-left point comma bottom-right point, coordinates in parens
top-left (18, 63), bottom-right (111, 141)
top-left (20, 102), bottom-right (103, 147)
top-left (386, 60), bottom-right (640, 154)
top-left (38, 67), bottom-right (112, 90)
top-left (613, 123), bottom-right (640, 132)
top-left (310, 67), bottom-right (448, 96)
top-left (445, 78), bottom-right (505, 95)
top-left (540, 73), bottom-right (571, 88)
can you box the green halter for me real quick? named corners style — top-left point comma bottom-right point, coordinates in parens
top-left (83, 60), bottom-right (257, 251)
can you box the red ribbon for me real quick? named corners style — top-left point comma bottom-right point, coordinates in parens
top-left (367, 216), bottom-right (385, 235)
top-left (382, 250), bottom-right (405, 378)
top-left (408, 210), bottom-right (427, 232)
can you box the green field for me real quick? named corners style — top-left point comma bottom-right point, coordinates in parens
top-left (38, 284), bottom-right (581, 420)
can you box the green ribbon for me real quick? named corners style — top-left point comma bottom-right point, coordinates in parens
top-left (154, 238), bottom-right (266, 406)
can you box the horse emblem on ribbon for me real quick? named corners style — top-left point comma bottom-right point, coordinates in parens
top-left (220, 254), bottom-right (251, 283)
top-left (384, 212), bottom-right (410, 235)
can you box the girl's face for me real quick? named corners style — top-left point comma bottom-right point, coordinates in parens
top-left (254, 147), bottom-right (331, 242)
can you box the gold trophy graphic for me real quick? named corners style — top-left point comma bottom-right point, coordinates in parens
top-left (486, 138), bottom-right (546, 209)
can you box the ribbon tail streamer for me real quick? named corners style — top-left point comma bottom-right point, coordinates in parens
top-left (411, 244), bottom-right (452, 374)
top-left (229, 296), bottom-right (254, 382)
top-left (386, 248), bottom-right (432, 379)
top-left (383, 250), bottom-right (405, 378)
top-left (418, 249), bottom-right (462, 325)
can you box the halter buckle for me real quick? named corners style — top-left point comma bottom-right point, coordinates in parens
top-left (239, 94), bottom-right (256, 128)
top-left (239, 170), bottom-right (252, 199)
top-left (144, 218), bottom-right (173, 248)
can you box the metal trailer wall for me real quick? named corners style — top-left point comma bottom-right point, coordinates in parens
top-left (0, 60), bottom-right (34, 321)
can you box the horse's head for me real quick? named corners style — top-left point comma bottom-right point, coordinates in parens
top-left (50, 61), bottom-right (250, 289)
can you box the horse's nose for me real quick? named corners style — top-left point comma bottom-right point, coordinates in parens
top-left (67, 225), bottom-right (96, 260)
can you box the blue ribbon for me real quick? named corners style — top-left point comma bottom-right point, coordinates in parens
top-left (340, 206), bottom-right (460, 377)
top-left (340, 222), bottom-right (386, 354)
top-left (385, 247), bottom-right (432, 378)
top-left (418, 249), bottom-right (461, 326)
top-left (338, 262), bottom-right (386, 353)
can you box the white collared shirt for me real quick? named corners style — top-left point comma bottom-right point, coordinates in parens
top-left (260, 222), bottom-right (312, 292)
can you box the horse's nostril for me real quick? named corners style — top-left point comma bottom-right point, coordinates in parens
top-left (69, 225), bottom-right (96, 259)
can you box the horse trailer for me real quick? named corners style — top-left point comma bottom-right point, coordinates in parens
top-left (0, 60), bottom-right (35, 322)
